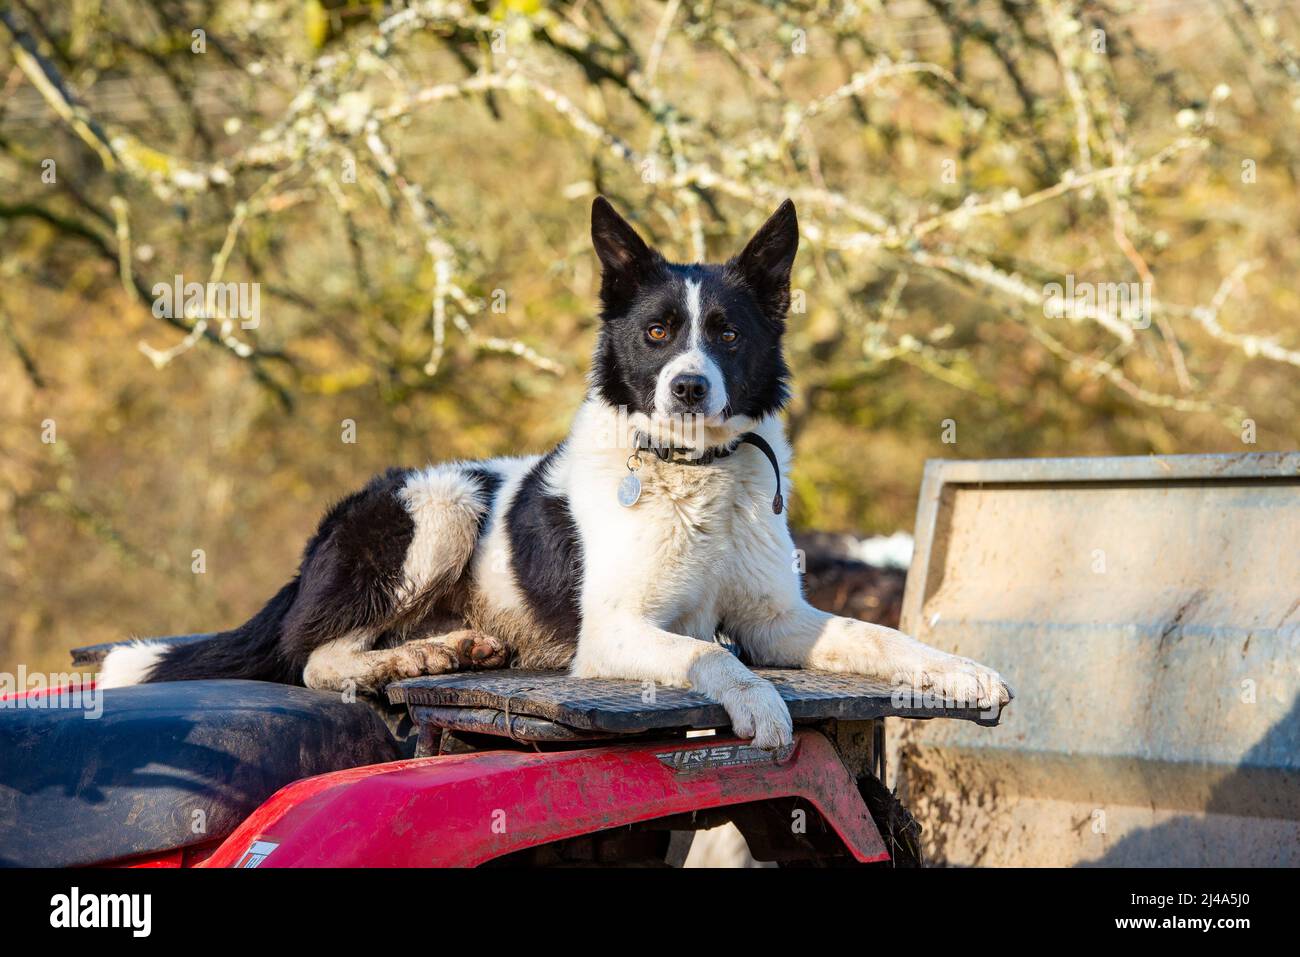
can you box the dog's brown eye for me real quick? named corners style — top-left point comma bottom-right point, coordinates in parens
top-left (647, 323), bottom-right (668, 342)
top-left (720, 327), bottom-right (739, 343)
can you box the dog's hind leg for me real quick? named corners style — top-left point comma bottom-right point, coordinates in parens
top-left (303, 629), bottom-right (507, 694)
top-left (284, 464), bottom-right (502, 689)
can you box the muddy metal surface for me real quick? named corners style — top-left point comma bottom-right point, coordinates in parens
top-left (893, 452), bottom-right (1300, 866)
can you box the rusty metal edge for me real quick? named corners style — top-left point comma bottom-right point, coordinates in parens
top-left (918, 450), bottom-right (1300, 486)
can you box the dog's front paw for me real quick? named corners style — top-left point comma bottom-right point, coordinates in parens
top-left (908, 654), bottom-right (1014, 709)
top-left (720, 678), bottom-right (793, 750)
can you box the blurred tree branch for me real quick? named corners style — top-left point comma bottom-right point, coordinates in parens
top-left (1, 0), bottom-right (1296, 427)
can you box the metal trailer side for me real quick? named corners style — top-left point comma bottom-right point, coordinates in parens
top-left (893, 452), bottom-right (1300, 866)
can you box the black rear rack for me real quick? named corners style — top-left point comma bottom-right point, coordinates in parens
top-left (387, 668), bottom-right (1002, 743)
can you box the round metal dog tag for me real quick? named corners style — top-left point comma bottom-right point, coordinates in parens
top-left (618, 472), bottom-right (642, 508)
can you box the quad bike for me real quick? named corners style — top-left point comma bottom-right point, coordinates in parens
top-left (0, 635), bottom-right (1003, 868)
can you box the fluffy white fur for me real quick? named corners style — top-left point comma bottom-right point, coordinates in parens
top-left (301, 629), bottom-right (374, 691)
top-left (469, 455), bottom-right (541, 618)
top-left (396, 464), bottom-right (489, 604)
top-left (98, 641), bottom-right (166, 689)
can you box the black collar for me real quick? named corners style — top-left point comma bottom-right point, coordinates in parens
top-left (632, 431), bottom-right (785, 514)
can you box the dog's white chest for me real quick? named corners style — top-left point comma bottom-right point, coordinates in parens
top-left (559, 401), bottom-right (797, 636)
top-left (605, 457), bottom-right (783, 624)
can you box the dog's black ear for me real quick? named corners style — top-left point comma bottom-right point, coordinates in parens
top-left (592, 197), bottom-right (661, 312)
top-left (734, 199), bottom-right (798, 319)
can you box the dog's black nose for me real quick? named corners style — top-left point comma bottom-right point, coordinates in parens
top-left (670, 374), bottom-right (710, 406)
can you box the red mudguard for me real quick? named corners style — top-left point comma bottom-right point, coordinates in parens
top-left (201, 729), bottom-right (888, 867)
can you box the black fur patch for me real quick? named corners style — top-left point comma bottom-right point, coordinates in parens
top-left (461, 465), bottom-right (504, 536)
top-left (506, 448), bottom-right (583, 639)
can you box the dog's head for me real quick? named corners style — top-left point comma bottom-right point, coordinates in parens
top-left (589, 196), bottom-right (797, 451)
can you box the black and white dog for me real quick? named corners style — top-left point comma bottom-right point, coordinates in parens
top-left (100, 197), bottom-right (1012, 749)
